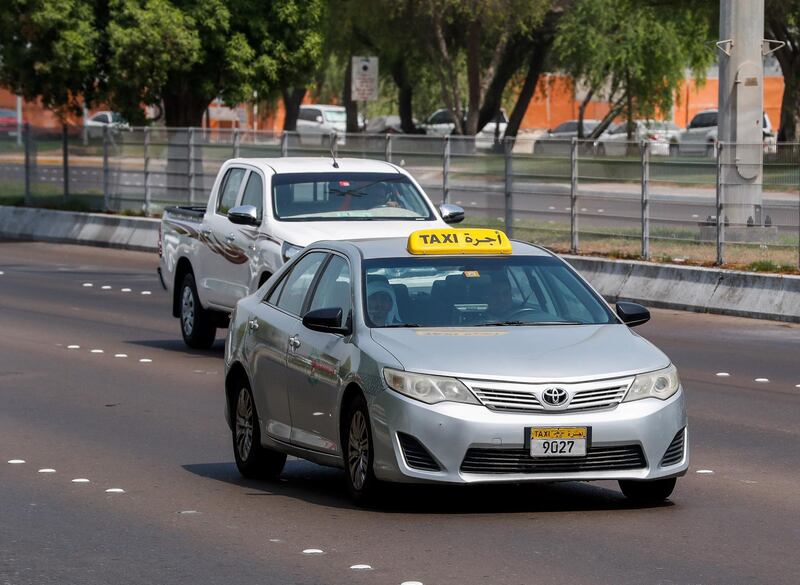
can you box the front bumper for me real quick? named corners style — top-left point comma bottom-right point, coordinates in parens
top-left (370, 388), bottom-right (688, 484)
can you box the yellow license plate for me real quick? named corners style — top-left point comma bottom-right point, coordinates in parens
top-left (531, 427), bottom-right (588, 440)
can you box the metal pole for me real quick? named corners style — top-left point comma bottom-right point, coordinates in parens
top-left (233, 128), bottom-right (240, 158)
top-left (144, 127), bottom-right (151, 215)
top-left (385, 134), bottom-right (392, 164)
top-left (504, 137), bottom-right (514, 237)
top-left (443, 135), bottom-right (451, 204)
top-left (188, 128), bottom-right (195, 204)
top-left (715, 142), bottom-right (725, 265)
top-left (281, 131), bottom-right (288, 157)
top-left (23, 123), bottom-right (31, 205)
top-left (62, 124), bottom-right (69, 203)
top-left (641, 140), bottom-right (650, 260)
top-left (570, 137), bottom-right (579, 253)
top-left (15, 95), bottom-right (22, 147)
top-left (102, 125), bottom-right (110, 211)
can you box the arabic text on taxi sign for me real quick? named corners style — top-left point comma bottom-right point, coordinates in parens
top-left (407, 229), bottom-right (512, 255)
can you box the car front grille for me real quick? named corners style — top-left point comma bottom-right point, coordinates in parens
top-left (397, 432), bottom-right (441, 471)
top-left (460, 444), bottom-right (646, 474)
top-left (660, 428), bottom-right (686, 467)
top-left (466, 377), bottom-right (632, 414)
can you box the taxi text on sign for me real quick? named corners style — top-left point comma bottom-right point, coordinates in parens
top-left (407, 229), bottom-right (512, 255)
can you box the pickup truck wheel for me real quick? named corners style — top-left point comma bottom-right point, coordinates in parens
top-left (232, 382), bottom-right (286, 479)
top-left (179, 273), bottom-right (217, 349)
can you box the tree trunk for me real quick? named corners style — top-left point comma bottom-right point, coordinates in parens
top-left (576, 88), bottom-right (595, 139)
top-left (390, 60), bottom-right (417, 133)
top-left (477, 37), bottom-right (528, 132)
top-left (162, 88), bottom-right (209, 128)
top-left (282, 87), bottom-right (306, 132)
top-left (465, 20), bottom-right (482, 135)
top-left (162, 86), bottom-right (210, 205)
top-left (344, 58), bottom-right (359, 133)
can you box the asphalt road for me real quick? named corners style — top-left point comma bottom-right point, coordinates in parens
top-left (1, 241), bottom-right (799, 585)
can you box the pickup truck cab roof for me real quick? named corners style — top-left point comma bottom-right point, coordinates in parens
top-left (227, 157), bottom-right (402, 176)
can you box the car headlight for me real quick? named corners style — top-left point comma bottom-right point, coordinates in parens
top-left (281, 241), bottom-right (303, 263)
top-left (383, 368), bottom-right (479, 405)
top-left (623, 364), bottom-right (681, 402)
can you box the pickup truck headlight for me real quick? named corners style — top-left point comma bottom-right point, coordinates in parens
top-left (623, 364), bottom-right (680, 402)
top-left (281, 241), bottom-right (303, 263)
top-left (383, 368), bottom-right (479, 405)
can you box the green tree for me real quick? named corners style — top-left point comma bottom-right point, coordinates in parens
top-left (553, 0), bottom-right (714, 139)
top-left (766, 0), bottom-right (800, 141)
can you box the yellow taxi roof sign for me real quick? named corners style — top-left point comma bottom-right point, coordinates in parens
top-left (407, 228), bottom-right (512, 255)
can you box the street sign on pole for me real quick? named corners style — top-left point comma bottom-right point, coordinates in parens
top-left (352, 57), bottom-right (379, 101)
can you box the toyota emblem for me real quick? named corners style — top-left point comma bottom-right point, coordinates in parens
top-left (542, 387), bottom-right (569, 407)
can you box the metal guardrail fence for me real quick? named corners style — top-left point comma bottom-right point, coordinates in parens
top-left (0, 125), bottom-right (798, 269)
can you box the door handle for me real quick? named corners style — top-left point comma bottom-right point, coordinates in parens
top-left (201, 228), bottom-right (212, 237)
top-left (288, 335), bottom-right (301, 350)
top-left (225, 232), bottom-right (236, 243)
top-left (247, 319), bottom-right (259, 331)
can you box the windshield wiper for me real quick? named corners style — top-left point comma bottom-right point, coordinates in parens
top-left (381, 323), bottom-right (421, 328)
top-left (476, 320), bottom-right (584, 327)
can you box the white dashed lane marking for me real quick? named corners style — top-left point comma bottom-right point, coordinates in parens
top-left (350, 564), bottom-right (372, 570)
top-left (715, 372), bottom-right (730, 377)
top-left (38, 469), bottom-right (56, 473)
top-left (302, 549), bottom-right (325, 555)
top-left (67, 345), bottom-right (80, 349)
top-left (401, 582), bottom-right (424, 585)
top-left (0, 271), bottom-right (4, 275)
top-left (139, 358), bottom-right (152, 363)
top-left (696, 469), bottom-right (714, 475)
top-left (178, 510), bottom-right (199, 515)
top-left (82, 283), bottom-right (93, 287)
top-left (121, 288), bottom-right (131, 292)
top-left (754, 378), bottom-right (769, 383)
top-left (90, 349), bottom-right (104, 354)
top-left (141, 291), bottom-right (152, 295)
top-left (7, 459), bottom-right (25, 464)
top-left (105, 488), bottom-right (125, 493)
top-left (101, 285), bottom-right (112, 290)
top-left (71, 478), bottom-right (90, 483)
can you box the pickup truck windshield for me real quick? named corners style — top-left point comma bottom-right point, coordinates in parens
top-left (363, 256), bottom-right (616, 328)
top-left (272, 172), bottom-right (435, 221)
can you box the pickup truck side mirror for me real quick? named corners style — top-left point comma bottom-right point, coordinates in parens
top-left (616, 301), bottom-right (650, 327)
top-left (302, 307), bottom-right (351, 335)
top-left (439, 203), bottom-right (465, 224)
top-left (228, 205), bottom-right (260, 226)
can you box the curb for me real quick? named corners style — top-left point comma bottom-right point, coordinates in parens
top-left (0, 205), bottom-right (159, 252)
top-left (1, 206), bottom-right (798, 323)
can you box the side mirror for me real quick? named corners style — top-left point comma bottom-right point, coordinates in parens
top-left (228, 205), bottom-right (260, 226)
top-left (439, 203), bottom-right (465, 224)
top-left (616, 301), bottom-right (650, 327)
top-left (302, 307), bottom-right (351, 335)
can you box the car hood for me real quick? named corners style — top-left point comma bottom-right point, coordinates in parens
top-left (273, 218), bottom-right (447, 247)
top-left (369, 324), bottom-right (670, 383)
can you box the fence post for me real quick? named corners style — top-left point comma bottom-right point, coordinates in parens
top-left (102, 125), bottom-right (110, 211)
top-left (23, 123), bottom-right (31, 206)
top-left (233, 128), bottom-right (240, 158)
top-left (188, 128), bottom-right (196, 204)
top-left (715, 142), bottom-right (724, 266)
top-left (385, 134), bottom-right (393, 164)
top-left (641, 140), bottom-right (650, 260)
top-left (442, 135), bottom-right (451, 204)
top-left (144, 127), bottom-right (151, 216)
top-left (504, 137), bottom-right (514, 237)
top-left (62, 124), bottom-right (69, 203)
top-left (570, 137), bottom-right (579, 253)
top-left (281, 131), bottom-right (288, 157)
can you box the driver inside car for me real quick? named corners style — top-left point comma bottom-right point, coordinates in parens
top-left (366, 279), bottom-right (402, 326)
top-left (487, 275), bottom-right (515, 319)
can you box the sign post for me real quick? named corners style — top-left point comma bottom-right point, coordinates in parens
top-left (351, 57), bottom-right (379, 102)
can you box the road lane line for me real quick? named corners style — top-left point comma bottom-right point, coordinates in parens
top-left (139, 358), bottom-right (152, 363)
top-left (350, 565), bottom-right (372, 570)
top-left (302, 549), bottom-right (324, 555)
top-left (7, 459), bottom-right (25, 464)
top-left (38, 468), bottom-right (56, 473)
top-left (696, 469), bottom-right (714, 474)
top-left (67, 345), bottom-right (80, 349)
top-left (715, 372), bottom-right (730, 377)
top-left (90, 349), bottom-right (104, 354)
top-left (754, 378), bottom-right (769, 383)
top-left (105, 488), bottom-right (125, 493)
top-left (71, 478), bottom-right (90, 483)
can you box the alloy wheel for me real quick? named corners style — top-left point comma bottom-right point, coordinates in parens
top-left (348, 410), bottom-right (369, 491)
top-left (235, 388), bottom-right (254, 461)
top-left (181, 286), bottom-right (195, 336)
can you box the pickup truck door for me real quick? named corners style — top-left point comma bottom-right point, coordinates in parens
top-left (246, 251), bottom-right (328, 443)
top-left (286, 254), bottom-right (352, 454)
top-left (200, 166), bottom-right (253, 309)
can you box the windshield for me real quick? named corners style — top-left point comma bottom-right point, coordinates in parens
top-left (272, 172), bottom-right (435, 221)
top-left (363, 256), bottom-right (616, 327)
top-left (323, 110), bottom-right (346, 123)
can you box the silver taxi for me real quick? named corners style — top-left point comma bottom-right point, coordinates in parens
top-left (224, 229), bottom-right (688, 505)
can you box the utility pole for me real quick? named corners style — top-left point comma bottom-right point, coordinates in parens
top-left (716, 0), bottom-right (770, 229)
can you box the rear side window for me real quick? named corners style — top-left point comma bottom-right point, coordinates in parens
top-left (217, 168), bottom-right (246, 215)
top-left (240, 172), bottom-right (264, 220)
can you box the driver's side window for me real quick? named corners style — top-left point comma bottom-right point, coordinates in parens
top-left (274, 252), bottom-right (327, 316)
top-left (307, 255), bottom-right (352, 328)
top-left (217, 168), bottom-right (246, 215)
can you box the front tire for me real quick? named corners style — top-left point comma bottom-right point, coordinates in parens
top-left (179, 273), bottom-right (217, 349)
top-left (343, 394), bottom-right (381, 505)
top-left (619, 477), bottom-right (676, 505)
top-left (232, 382), bottom-right (286, 479)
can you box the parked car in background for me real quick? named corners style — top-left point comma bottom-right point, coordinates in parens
top-left (533, 119), bottom-right (601, 154)
top-left (0, 108), bottom-right (18, 135)
top-left (296, 105), bottom-right (366, 145)
top-left (595, 120), bottom-right (681, 156)
top-left (421, 108), bottom-right (508, 148)
top-left (84, 111), bottom-right (130, 138)
top-left (673, 109), bottom-right (776, 156)
top-left (365, 115), bottom-right (414, 134)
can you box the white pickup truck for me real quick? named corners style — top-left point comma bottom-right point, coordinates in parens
top-left (158, 157), bottom-right (464, 348)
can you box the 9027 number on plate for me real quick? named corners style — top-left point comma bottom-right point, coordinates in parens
top-left (530, 427), bottom-right (588, 458)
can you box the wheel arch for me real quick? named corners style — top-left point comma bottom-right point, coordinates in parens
top-left (338, 382), bottom-right (366, 447)
top-left (224, 361), bottom-right (250, 430)
top-left (172, 257), bottom-right (194, 318)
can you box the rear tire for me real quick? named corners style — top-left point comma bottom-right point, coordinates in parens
top-left (619, 477), bottom-right (676, 505)
top-left (179, 273), bottom-right (217, 349)
top-left (342, 394), bottom-right (382, 506)
top-left (232, 381), bottom-right (286, 479)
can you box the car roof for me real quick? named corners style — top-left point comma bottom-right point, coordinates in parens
top-left (300, 104), bottom-right (345, 111)
top-left (311, 237), bottom-right (554, 260)
top-left (227, 157), bottom-right (402, 175)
